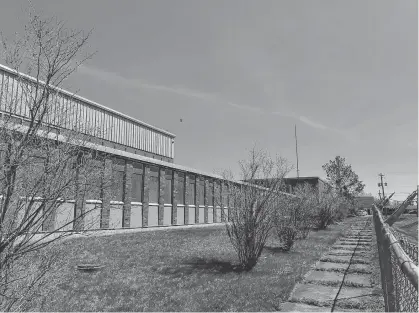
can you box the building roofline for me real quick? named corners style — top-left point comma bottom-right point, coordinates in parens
top-left (0, 63), bottom-right (176, 138)
top-left (284, 176), bottom-right (331, 187)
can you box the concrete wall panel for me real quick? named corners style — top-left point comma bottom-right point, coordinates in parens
top-left (176, 206), bottom-right (185, 225)
top-left (109, 205), bottom-right (123, 229)
top-left (188, 206), bottom-right (195, 224)
top-left (85, 204), bottom-right (101, 230)
top-left (148, 205), bottom-right (158, 226)
top-left (207, 207), bottom-right (213, 223)
top-left (130, 204), bottom-right (142, 228)
top-left (199, 207), bottom-right (205, 224)
top-left (55, 202), bottom-right (74, 231)
top-left (163, 206), bottom-right (172, 226)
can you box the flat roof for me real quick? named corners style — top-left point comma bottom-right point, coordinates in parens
top-left (0, 63), bottom-right (176, 138)
top-left (284, 176), bottom-right (330, 186)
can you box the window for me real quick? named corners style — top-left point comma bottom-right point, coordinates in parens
top-left (198, 178), bottom-right (204, 205)
top-left (113, 170), bottom-right (124, 202)
top-left (131, 162), bottom-right (144, 202)
top-left (222, 183), bottom-right (228, 207)
top-left (187, 175), bottom-right (196, 205)
top-left (164, 169), bottom-right (173, 204)
top-left (214, 181), bottom-right (221, 207)
top-left (176, 172), bottom-right (185, 204)
top-left (207, 180), bottom-right (214, 206)
top-left (149, 166), bottom-right (159, 203)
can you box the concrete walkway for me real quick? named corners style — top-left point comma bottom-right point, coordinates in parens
top-left (281, 217), bottom-right (377, 312)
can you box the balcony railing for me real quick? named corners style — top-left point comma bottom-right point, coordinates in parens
top-left (0, 64), bottom-right (175, 159)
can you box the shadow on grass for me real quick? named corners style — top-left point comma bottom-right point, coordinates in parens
top-left (264, 246), bottom-right (290, 254)
top-left (185, 258), bottom-right (246, 273)
top-left (153, 257), bottom-right (247, 276)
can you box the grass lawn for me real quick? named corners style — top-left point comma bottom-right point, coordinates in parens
top-left (392, 214), bottom-right (418, 242)
top-left (30, 218), bottom-right (360, 312)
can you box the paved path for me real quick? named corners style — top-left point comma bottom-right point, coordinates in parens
top-left (281, 217), bottom-right (377, 312)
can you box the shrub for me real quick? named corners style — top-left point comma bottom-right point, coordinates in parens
top-left (276, 224), bottom-right (298, 251)
top-left (221, 147), bottom-right (292, 271)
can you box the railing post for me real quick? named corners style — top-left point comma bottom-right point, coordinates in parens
top-left (373, 209), bottom-right (389, 311)
top-left (381, 227), bottom-right (396, 311)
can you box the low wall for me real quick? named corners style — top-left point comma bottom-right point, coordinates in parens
top-left (48, 201), bottom-right (230, 232)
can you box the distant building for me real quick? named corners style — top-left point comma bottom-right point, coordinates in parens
top-left (282, 176), bottom-right (331, 195)
top-left (249, 176), bottom-right (331, 196)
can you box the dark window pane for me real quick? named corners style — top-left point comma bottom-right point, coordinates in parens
top-left (176, 172), bottom-right (185, 204)
top-left (112, 170), bottom-right (124, 202)
top-left (149, 166), bottom-right (159, 203)
top-left (198, 179), bottom-right (204, 205)
top-left (207, 181), bottom-right (214, 206)
top-left (131, 173), bottom-right (143, 202)
top-left (164, 169), bottom-right (172, 204)
top-left (188, 175), bottom-right (196, 205)
top-left (222, 183), bottom-right (228, 206)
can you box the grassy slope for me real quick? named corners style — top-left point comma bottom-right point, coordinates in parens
top-left (30, 218), bottom-right (361, 312)
top-left (392, 214), bottom-right (418, 242)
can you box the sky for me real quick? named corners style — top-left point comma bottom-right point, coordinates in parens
top-left (0, 0), bottom-right (417, 200)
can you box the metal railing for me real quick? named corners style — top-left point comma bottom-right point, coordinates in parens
top-left (0, 64), bottom-right (175, 159)
top-left (372, 204), bottom-right (418, 312)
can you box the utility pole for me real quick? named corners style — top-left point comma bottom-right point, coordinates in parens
top-left (294, 124), bottom-right (300, 179)
top-left (378, 173), bottom-right (387, 216)
top-left (378, 190), bottom-right (382, 200)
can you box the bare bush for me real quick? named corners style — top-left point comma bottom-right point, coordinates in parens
top-left (0, 11), bottom-right (110, 311)
top-left (218, 147), bottom-right (292, 271)
top-left (312, 190), bottom-right (341, 229)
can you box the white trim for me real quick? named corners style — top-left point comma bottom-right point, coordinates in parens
top-left (131, 202), bottom-right (142, 205)
top-left (164, 203), bottom-right (173, 207)
top-left (148, 202), bottom-right (159, 206)
top-left (110, 201), bottom-right (124, 205)
top-left (86, 199), bottom-right (102, 204)
top-left (177, 204), bottom-right (185, 207)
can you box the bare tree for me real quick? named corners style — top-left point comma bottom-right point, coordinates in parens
top-left (0, 12), bottom-right (112, 311)
top-left (217, 147), bottom-right (292, 271)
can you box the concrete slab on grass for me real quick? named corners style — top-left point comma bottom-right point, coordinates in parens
top-left (315, 261), bottom-right (348, 271)
top-left (315, 262), bottom-right (371, 274)
top-left (280, 302), bottom-right (330, 312)
top-left (305, 270), bottom-right (344, 284)
top-left (328, 249), bottom-right (367, 257)
top-left (290, 283), bottom-right (340, 306)
top-left (333, 245), bottom-right (370, 251)
top-left (345, 273), bottom-right (372, 287)
top-left (321, 255), bottom-right (369, 264)
top-left (336, 286), bottom-right (375, 309)
top-left (335, 241), bottom-right (371, 246)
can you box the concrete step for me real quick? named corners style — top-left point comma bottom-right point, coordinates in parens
top-left (305, 271), bottom-right (372, 288)
top-left (320, 255), bottom-right (370, 264)
top-left (289, 283), bottom-right (339, 306)
top-left (328, 249), bottom-right (368, 257)
top-left (333, 245), bottom-right (371, 251)
top-left (315, 262), bottom-right (372, 274)
top-left (335, 240), bottom-right (371, 246)
top-left (280, 302), bottom-right (330, 312)
top-left (335, 286), bottom-right (376, 310)
top-left (290, 283), bottom-right (375, 309)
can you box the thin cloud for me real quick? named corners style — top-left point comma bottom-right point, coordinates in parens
top-left (299, 116), bottom-right (329, 130)
top-left (77, 65), bottom-right (263, 113)
top-left (77, 65), bottom-right (343, 133)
